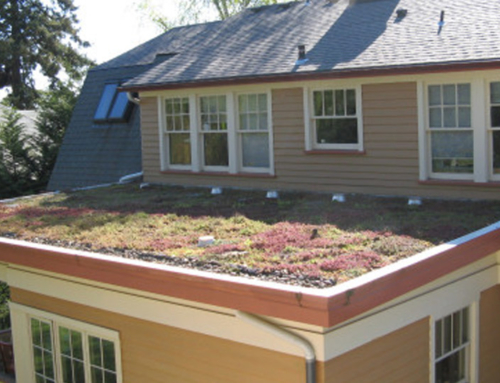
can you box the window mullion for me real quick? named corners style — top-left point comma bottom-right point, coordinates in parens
top-left (227, 92), bottom-right (238, 174)
top-left (472, 78), bottom-right (487, 182)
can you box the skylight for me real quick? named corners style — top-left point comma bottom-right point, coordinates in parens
top-left (94, 83), bottom-right (133, 122)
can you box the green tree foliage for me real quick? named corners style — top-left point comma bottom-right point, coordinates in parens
top-left (0, 82), bottom-right (78, 199)
top-left (0, 107), bottom-right (38, 198)
top-left (137, 0), bottom-right (292, 31)
top-left (0, 0), bottom-right (92, 109)
top-left (32, 82), bottom-right (78, 189)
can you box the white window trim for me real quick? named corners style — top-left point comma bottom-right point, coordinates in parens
top-left (430, 301), bottom-right (479, 383)
top-left (418, 77), bottom-right (490, 183)
top-left (487, 78), bottom-right (500, 181)
top-left (10, 302), bottom-right (123, 383)
top-left (158, 90), bottom-right (274, 175)
top-left (159, 96), bottom-right (193, 171)
top-left (235, 90), bottom-right (274, 174)
top-left (304, 84), bottom-right (364, 152)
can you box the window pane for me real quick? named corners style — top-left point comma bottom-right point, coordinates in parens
top-left (165, 100), bottom-right (173, 114)
top-left (443, 107), bottom-right (456, 128)
top-left (104, 371), bottom-right (117, 383)
top-left (429, 108), bottom-right (442, 128)
top-left (443, 85), bottom-right (456, 105)
top-left (94, 84), bottom-right (117, 120)
top-left (429, 85), bottom-right (441, 106)
top-left (491, 82), bottom-right (500, 104)
top-left (165, 116), bottom-right (174, 132)
top-left (61, 355), bottom-right (73, 383)
top-left (452, 311), bottom-right (462, 349)
top-left (259, 113), bottom-right (268, 131)
top-left (491, 106), bottom-right (500, 127)
top-left (59, 327), bottom-right (71, 356)
top-left (32, 318), bottom-right (41, 346)
top-left (248, 94), bottom-right (257, 112)
top-left (457, 84), bottom-right (470, 105)
top-left (200, 97), bottom-right (208, 113)
top-left (458, 107), bottom-right (471, 128)
top-left (42, 322), bottom-right (52, 351)
top-left (258, 94), bottom-right (267, 111)
top-left (204, 133), bottom-right (228, 166)
top-left (462, 307), bottom-right (469, 344)
top-left (169, 133), bottom-right (191, 165)
top-left (493, 131), bottom-right (500, 174)
top-left (218, 96), bottom-right (227, 113)
top-left (239, 114), bottom-right (248, 131)
top-left (108, 92), bottom-right (130, 120)
top-left (91, 367), bottom-right (103, 383)
top-left (34, 346), bottom-right (44, 374)
top-left (431, 131), bottom-right (473, 173)
top-left (209, 96), bottom-right (217, 113)
top-left (242, 133), bottom-right (269, 168)
top-left (239, 95), bottom-right (247, 113)
top-left (313, 91), bottom-right (323, 116)
top-left (435, 348), bottom-right (466, 383)
top-left (174, 116), bottom-right (182, 131)
top-left (346, 89), bottom-right (356, 115)
top-left (102, 340), bottom-right (116, 371)
top-left (71, 330), bottom-right (83, 360)
top-left (74, 360), bottom-right (85, 383)
top-left (324, 90), bottom-right (334, 116)
top-left (316, 119), bottom-right (358, 144)
top-left (435, 320), bottom-right (443, 358)
top-left (182, 115), bottom-right (190, 131)
top-left (44, 350), bottom-right (55, 378)
top-left (443, 315), bottom-right (452, 355)
top-left (248, 114), bottom-right (258, 131)
top-left (89, 336), bottom-right (102, 367)
top-left (182, 98), bottom-right (189, 114)
top-left (335, 90), bottom-right (345, 116)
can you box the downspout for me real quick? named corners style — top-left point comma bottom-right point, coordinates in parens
top-left (127, 91), bottom-right (140, 105)
top-left (236, 311), bottom-right (316, 383)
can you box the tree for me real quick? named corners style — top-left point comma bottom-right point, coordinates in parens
top-left (0, 107), bottom-right (37, 198)
top-left (137, 0), bottom-right (291, 32)
top-left (0, 0), bottom-right (92, 109)
top-left (32, 81), bottom-right (78, 189)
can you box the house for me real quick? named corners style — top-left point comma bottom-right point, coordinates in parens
top-left (0, 185), bottom-right (500, 382)
top-left (5, 0), bottom-right (500, 382)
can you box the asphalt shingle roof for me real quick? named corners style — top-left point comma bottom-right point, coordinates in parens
top-left (118, 0), bottom-right (500, 90)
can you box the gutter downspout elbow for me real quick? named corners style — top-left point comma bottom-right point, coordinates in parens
top-left (127, 91), bottom-right (140, 105)
top-left (236, 311), bottom-right (316, 383)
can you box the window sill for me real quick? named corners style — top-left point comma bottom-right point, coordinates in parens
top-left (419, 179), bottom-right (500, 188)
top-left (304, 149), bottom-right (366, 156)
top-left (160, 170), bottom-right (276, 179)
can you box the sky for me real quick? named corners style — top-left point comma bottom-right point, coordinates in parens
top-left (73, 0), bottom-right (179, 65)
top-left (0, 0), bottom-right (180, 99)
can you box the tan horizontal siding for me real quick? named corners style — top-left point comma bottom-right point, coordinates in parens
top-left (140, 84), bottom-right (500, 199)
top-left (12, 288), bottom-right (305, 383)
top-left (140, 96), bottom-right (162, 180)
top-left (322, 318), bottom-right (430, 383)
top-left (479, 285), bottom-right (500, 382)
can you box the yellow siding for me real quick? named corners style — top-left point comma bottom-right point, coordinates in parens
top-left (322, 318), bottom-right (430, 383)
top-left (12, 288), bottom-right (305, 383)
top-left (479, 285), bottom-right (500, 382)
top-left (140, 85), bottom-right (500, 199)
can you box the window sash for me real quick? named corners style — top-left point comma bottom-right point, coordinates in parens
top-left (434, 307), bottom-right (470, 383)
top-left (200, 95), bottom-right (229, 169)
top-left (29, 315), bottom-right (119, 383)
top-left (426, 83), bottom-right (474, 179)
top-left (310, 88), bottom-right (361, 150)
top-left (489, 82), bottom-right (500, 177)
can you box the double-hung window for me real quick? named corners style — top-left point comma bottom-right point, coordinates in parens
top-left (427, 84), bottom-right (473, 177)
top-left (237, 93), bottom-right (270, 170)
top-left (164, 97), bottom-right (191, 167)
top-left (310, 88), bottom-right (362, 150)
top-left (489, 82), bottom-right (500, 177)
top-left (26, 310), bottom-right (121, 383)
top-left (434, 307), bottom-right (470, 383)
top-left (200, 95), bottom-right (229, 169)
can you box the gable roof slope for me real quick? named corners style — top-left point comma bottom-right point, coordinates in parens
top-left (122, 0), bottom-right (500, 90)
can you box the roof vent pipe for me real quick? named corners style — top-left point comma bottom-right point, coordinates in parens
top-left (236, 311), bottom-right (316, 383)
top-left (438, 10), bottom-right (445, 27)
top-left (295, 45), bottom-right (309, 66)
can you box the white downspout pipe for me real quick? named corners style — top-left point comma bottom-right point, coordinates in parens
top-left (236, 311), bottom-right (316, 383)
top-left (127, 91), bottom-right (140, 105)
